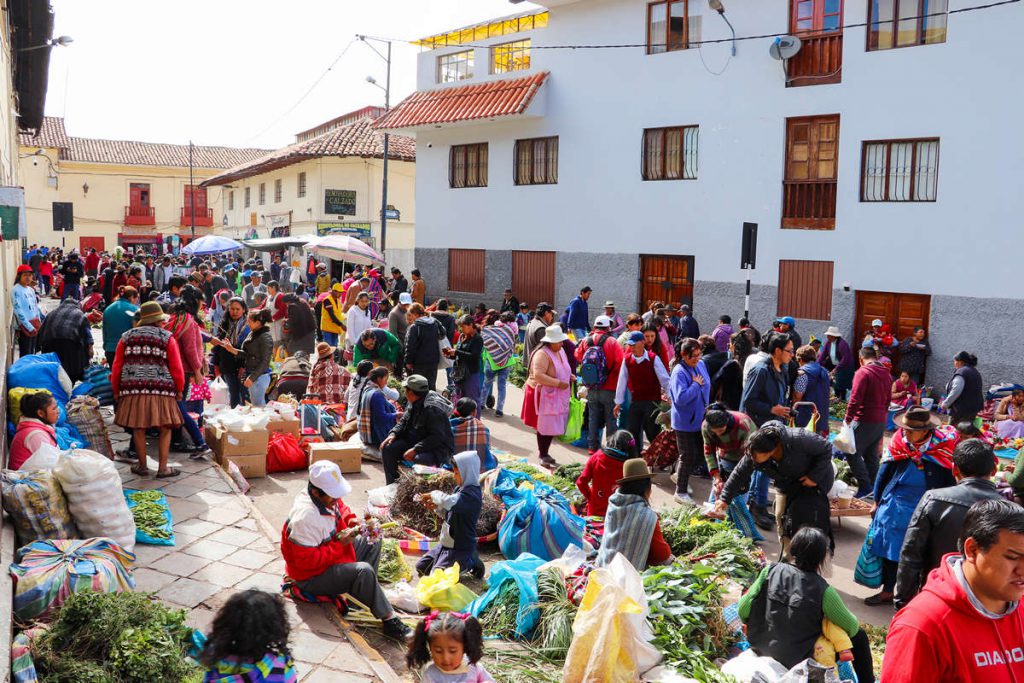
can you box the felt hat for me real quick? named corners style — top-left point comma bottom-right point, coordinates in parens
top-left (315, 342), bottom-right (335, 360)
top-left (893, 406), bottom-right (941, 431)
top-left (825, 326), bottom-right (843, 338)
top-left (137, 301), bottom-right (167, 326)
top-left (617, 458), bottom-right (654, 484)
top-left (540, 325), bottom-right (568, 344)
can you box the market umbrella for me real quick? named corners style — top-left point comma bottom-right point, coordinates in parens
top-left (304, 235), bottom-right (384, 266)
top-left (181, 234), bottom-right (244, 256)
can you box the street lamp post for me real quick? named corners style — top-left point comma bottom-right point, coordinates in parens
top-left (359, 36), bottom-right (392, 258)
top-left (189, 141), bottom-right (195, 240)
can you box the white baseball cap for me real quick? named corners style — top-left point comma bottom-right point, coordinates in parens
top-left (871, 319), bottom-right (883, 327)
top-left (309, 460), bottom-right (352, 498)
top-left (594, 315), bottom-right (612, 328)
top-left (398, 292), bottom-right (413, 305)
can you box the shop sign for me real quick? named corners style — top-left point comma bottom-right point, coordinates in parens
top-left (324, 189), bottom-right (357, 216)
top-left (317, 221), bottom-right (370, 238)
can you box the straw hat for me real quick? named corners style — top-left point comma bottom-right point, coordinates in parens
top-left (540, 325), bottom-right (569, 344)
top-left (315, 342), bottom-right (335, 360)
top-left (617, 458), bottom-right (655, 484)
top-left (137, 301), bottom-right (167, 326)
top-left (825, 326), bottom-right (843, 338)
top-left (893, 406), bottom-right (941, 431)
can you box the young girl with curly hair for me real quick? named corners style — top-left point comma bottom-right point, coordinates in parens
top-left (406, 611), bottom-right (493, 683)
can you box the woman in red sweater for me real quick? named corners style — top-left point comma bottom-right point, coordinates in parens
top-left (576, 429), bottom-right (636, 517)
top-left (164, 285), bottom-right (211, 458)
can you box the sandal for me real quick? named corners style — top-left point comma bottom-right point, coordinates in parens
top-left (864, 592), bottom-right (893, 606)
top-left (130, 464), bottom-right (150, 477)
top-left (155, 467), bottom-right (181, 479)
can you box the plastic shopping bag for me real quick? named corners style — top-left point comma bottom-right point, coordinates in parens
top-left (562, 554), bottom-right (660, 683)
top-left (209, 377), bottom-right (230, 406)
top-left (467, 553), bottom-right (546, 639)
top-left (385, 580), bottom-right (423, 613)
top-left (1, 468), bottom-right (78, 547)
top-left (854, 525), bottom-right (883, 588)
top-left (54, 448), bottom-right (136, 551)
top-left (415, 564), bottom-right (478, 612)
top-left (833, 422), bottom-right (856, 454)
top-left (559, 393), bottom-right (585, 444)
top-left (188, 379), bottom-right (212, 402)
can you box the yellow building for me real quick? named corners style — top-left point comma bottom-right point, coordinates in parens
top-left (202, 107), bottom-right (417, 272)
top-left (18, 117), bottom-right (268, 252)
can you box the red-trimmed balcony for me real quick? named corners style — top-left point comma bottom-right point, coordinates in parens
top-left (787, 33), bottom-right (843, 87)
top-left (180, 207), bottom-right (214, 227)
top-left (124, 204), bottom-right (155, 226)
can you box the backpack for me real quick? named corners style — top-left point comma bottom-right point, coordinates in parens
top-left (579, 334), bottom-right (609, 388)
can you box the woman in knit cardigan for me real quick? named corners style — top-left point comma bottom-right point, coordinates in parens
top-left (111, 301), bottom-right (185, 478)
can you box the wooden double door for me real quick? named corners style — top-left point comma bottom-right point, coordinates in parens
top-left (854, 290), bottom-right (931, 373)
top-left (640, 254), bottom-right (694, 311)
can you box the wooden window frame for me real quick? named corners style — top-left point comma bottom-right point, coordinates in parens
top-left (492, 39), bottom-right (532, 74)
top-left (790, 0), bottom-right (844, 35)
top-left (447, 248), bottom-right (486, 294)
top-left (782, 114), bottom-right (840, 230)
top-left (449, 143), bottom-right (489, 189)
top-left (777, 259), bottom-right (834, 320)
top-left (646, 0), bottom-right (693, 55)
top-left (437, 49), bottom-right (474, 83)
top-left (867, 0), bottom-right (948, 52)
top-left (860, 137), bottom-right (939, 202)
top-left (642, 125), bottom-right (699, 180)
top-left (258, 183), bottom-right (266, 206)
top-left (244, 187), bottom-right (251, 208)
top-left (274, 179), bottom-right (282, 203)
top-left (297, 171), bottom-right (307, 198)
top-left (514, 136), bottom-right (559, 186)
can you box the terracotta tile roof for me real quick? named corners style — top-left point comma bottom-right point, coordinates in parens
top-left (375, 71), bottom-right (549, 130)
top-left (18, 116), bottom-right (70, 149)
top-left (17, 116), bottom-right (270, 169)
top-left (202, 116), bottom-right (415, 187)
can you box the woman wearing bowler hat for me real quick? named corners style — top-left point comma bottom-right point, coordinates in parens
top-left (862, 406), bottom-right (958, 606)
top-left (595, 459), bottom-right (674, 571)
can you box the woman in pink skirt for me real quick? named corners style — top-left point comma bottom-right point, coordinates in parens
top-left (521, 325), bottom-right (572, 467)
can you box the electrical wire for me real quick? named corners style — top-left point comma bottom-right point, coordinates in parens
top-left (243, 37), bottom-right (358, 144)
top-left (362, 0), bottom-right (1018, 52)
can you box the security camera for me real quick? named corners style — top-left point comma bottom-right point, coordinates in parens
top-left (32, 159), bottom-right (38, 166)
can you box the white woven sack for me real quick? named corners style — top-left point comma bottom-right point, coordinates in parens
top-left (54, 448), bottom-right (136, 551)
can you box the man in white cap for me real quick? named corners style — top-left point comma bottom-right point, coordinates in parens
top-left (281, 460), bottom-right (411, 638)
top-left (575, 314), bottom-right (624, 454)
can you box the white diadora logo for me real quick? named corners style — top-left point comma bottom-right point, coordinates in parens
top-left (975, 648), bottom-right (1024, 667)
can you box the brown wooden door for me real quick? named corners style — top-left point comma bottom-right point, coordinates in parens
top-left (854, 290), bottom-right (931, 372)
top-left (512, 250), bottom-right (555, 307)
top-left (640, 254), bottom-right (694, 311)
top-left (79, 236), bottom-right (104, 253)
top-left (783, 115), bottom-right (839, 229)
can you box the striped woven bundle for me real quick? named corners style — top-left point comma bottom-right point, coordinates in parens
top-left (498, 487), bottom-right (586, 562)
top-left (10, 537), bottom-right (135, 623)
top-left (10, 626), bottom-right (47, 683)
top-left (83, 364), bottom-right (114, 407)
top-left (281, 577), bottom-right (347, 613)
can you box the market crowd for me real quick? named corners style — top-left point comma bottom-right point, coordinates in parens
top-left (8, 241), bottom-right (1024, 683)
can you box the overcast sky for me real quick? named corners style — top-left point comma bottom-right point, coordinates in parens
top-left (45, 0), bottom-right (538, 150)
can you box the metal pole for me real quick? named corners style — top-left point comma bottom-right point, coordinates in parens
top-left (744, 267), bottom-right (751, 320)
top-left (189, 141), bottom-right (195, 241)
top-left (379, 41), bottom-right (391, 258)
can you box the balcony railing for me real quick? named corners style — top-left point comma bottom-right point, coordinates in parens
top-left (782, 180), bottom-right (837, 230)
top-left (786, 34), bottom-right (842, 87)
top-left (180, 207), bottom-right (214, 227)
top-left (124, 205), bottom-right (155, 226)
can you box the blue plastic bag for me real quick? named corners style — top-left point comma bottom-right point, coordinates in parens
top-left (8, 353), bottom-right (86, 448)
top-left (123, 488), bottom-right (176, 546)
top-left (467, 553), bottom-right (546, 640)
top-left (498, 486), bottom-right (586, 562)
top-left (854, 525), bottom-right (883, 588)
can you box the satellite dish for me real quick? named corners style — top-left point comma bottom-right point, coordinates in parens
top-left (769, 35), bottom-right (802, 60)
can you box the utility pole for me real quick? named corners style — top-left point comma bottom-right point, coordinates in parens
top-left (189, 141), bottom-right (196, 240)
top-left (379, 40), bottom-right (391, 256)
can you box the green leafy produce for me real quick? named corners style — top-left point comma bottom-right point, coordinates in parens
top-left (377, 538), bottom-right (412, 584)
top-left (533, 568), bottom-right (577, 660)
top-left (508, 354), bottom-right (528, 389)
top-left (829, 399), bottom-right (848, 421)
top-left (31, 591), bottom-right (197, 683)
top-left (486, 646), bottom-right (564, 683)
top-left (834, 458), bottom-right (858, 487)
top-left (657, 507), bottom-right (763, 582)
top-left (643, 562), bottom-right (737, 683)
top-left (478, 581), bottom-right (521, 640)
top-left (863, 622), bottom-right (888, 674)
top-left (127, 491), bottom-right (172, 541)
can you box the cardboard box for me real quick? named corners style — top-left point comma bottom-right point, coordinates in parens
top-left (204, 424), bottom-right (223, 462)
top-left (224, 453), bottom-right (267, 479)
top-left (308, 439), bottom-right (362, 474)
top-left (205, 425), bottom-right (269, 463)
top-left (267, 419), bottom-right (301, 437)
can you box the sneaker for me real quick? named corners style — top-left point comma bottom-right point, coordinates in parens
top-left (674, 493), bottom-right (696, 506)
top-left (189, 447), bottom-right (212, 461)
top-left (494, 410), bottom-right (503, 418)
top-left (382, 617), bottom-right (412, 639)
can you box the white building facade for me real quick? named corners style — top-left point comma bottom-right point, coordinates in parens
top-left (378, 0), bottom-right (1022, 386)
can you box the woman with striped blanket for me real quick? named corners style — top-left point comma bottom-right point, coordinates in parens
top-left (481, 311), bottom-right (517, 417)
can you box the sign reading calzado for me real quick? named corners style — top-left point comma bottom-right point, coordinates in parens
top-left (324, 189), bottom-right (356, 216)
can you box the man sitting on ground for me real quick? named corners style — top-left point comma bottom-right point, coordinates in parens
top-left (281, 461), bottom-right (410, 638)
top-left (380, 375), bottom-right (455, 484)
top-left (450, 398), bottom-right (494, 471)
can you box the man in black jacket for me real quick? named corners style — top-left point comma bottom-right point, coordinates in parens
top-left (894, 438), bottom-right (1003, 609)
top-left (404, 304), bottom-right (442, 390)
top-left (380, 375), bottom-right (455, 484)
top-left (715, 421), bottom-right (834, 552)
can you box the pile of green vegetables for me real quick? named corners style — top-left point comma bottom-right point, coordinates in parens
top-left (478, 581), bottom-right (521, 641)
top-left (643, 562), bottom-right (738, 683)
top-left (829, 399), bottom-right (848, 421)
top-left (128, 490), bottom-right (171, 541)
top-left (657, 506), bottom-right (763, 582)
top-left (863, 622), bottom-right (888, 673)
top-left (377, 538), bottom-right (413, 584)
top-left (30, 591), bottom-right (198, 682)
top-left (508, 350), bottom-right (528, 389)
top-left (834, 458), bottom-right (858, 487)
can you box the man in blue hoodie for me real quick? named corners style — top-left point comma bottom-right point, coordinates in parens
top-left (566, 286), bottom-right (592, 339)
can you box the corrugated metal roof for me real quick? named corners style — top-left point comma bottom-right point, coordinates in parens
top-left (374, 71), bottom-right (549, 131)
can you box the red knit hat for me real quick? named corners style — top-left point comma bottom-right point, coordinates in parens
top-left (16, 265), bottom-right (32, 274)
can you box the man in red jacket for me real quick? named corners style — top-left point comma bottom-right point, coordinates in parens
top-left (844, 347), bottom-right (891, 497)
top-left (884, 499), bottom-right (1024, 682)
top-left (281, 461), bottom-right (411, 638)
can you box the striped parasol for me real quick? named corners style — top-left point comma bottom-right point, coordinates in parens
top-left (304, 235), bottom-right (384, 266)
